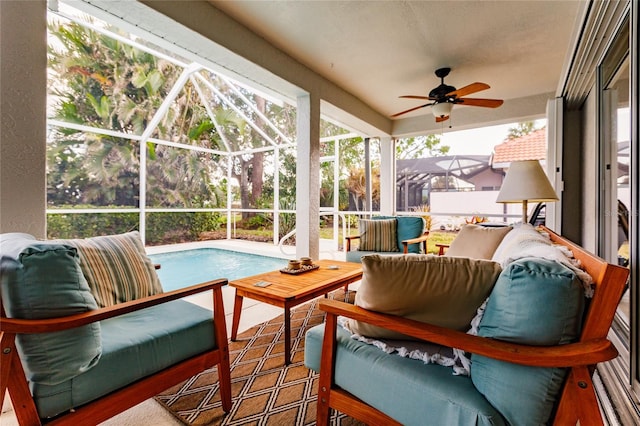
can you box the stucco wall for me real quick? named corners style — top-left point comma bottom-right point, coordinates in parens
top-left (0, 1), bottom-right (47, 237)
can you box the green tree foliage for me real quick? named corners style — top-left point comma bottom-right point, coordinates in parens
top-left (396, 134), bottom-right (449, 159)
top-left (507, 121), bottom-right (540, 139)
top-left (47, 19), bottom-right (222, 209)
top-left (46, 19), bottom-right (299, 214)
top-left (45, 16), bottom-right (373, 242)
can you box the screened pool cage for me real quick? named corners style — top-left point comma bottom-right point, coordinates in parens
top-left (45, 4), bottom-right (370, 250)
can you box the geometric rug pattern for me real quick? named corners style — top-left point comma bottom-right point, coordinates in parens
top-left (155, 290), bottom-right (364, 425)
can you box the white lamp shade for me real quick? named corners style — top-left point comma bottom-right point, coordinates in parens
top-left (432, 102), bottom-right (453, 118)
top-left (496, 160), bottom-right (559, 203)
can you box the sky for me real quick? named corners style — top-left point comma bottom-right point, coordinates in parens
top-left (441, 109), bottom-right (630, 157)
top-left (440, 120), bottom-right (544, 156)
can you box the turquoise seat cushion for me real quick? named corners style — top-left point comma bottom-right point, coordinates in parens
top-left (471, 258), bottom-right (585, 426)
top-left (305, 324), bottom-right (506, 426)
top-left (30, 299), bottom-right (216, 419)
top-left (0, 234), bottom-right (101, 386)
top-left (376, 216), bottom-right (425, 253)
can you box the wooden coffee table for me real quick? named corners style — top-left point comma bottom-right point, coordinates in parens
top-left (229, 259), bottom-right (363, 365)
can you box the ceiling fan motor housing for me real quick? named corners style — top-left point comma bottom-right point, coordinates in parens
top-left (429, 84), bottom-right (457, 101)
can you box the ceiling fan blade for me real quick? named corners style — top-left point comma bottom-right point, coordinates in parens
top-left (435, 115), bottom-right (450, 123)
top-left (446, 82), bottom-right (490, 98)
top-left (456, 98), bottom-right (504, 108)
top-left (391, 103), bottom-right (433, 117)
top-left (399, 95), bottom-right (436, 100)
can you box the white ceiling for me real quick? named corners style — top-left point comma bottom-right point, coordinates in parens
top-left (209, 0), bottom-right (584, 131)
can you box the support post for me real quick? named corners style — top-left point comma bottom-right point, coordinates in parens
top-left (379, 137), bottom-right (395, 216)
top-left (0, 0), bottom-right (47, 237)
top-left (296, 94), bottom-right (320, 259)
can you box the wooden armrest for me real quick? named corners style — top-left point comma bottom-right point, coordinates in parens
top-left (344, 235), bottom-right (361, 252)
top-left (401, 232), bottom-right (429, 245)
top-left (435, 243), bottom-right (449, 255)
top-left (319, 299), bottom-right (617, 368)
top-left (401, 231), bottom-right (429, 254)
top-left (0, 278), bottom-right (228, 334)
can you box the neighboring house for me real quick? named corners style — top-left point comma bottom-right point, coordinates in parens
top-left (491, 128), bottom-right (547, 169)
top-left (396, 129), bottom-right (548, 212)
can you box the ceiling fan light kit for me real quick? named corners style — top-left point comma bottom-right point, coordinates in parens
top-left (392, 67), bottom-right (504, 122)
top-left (431, 102), bottom-right (453, 118)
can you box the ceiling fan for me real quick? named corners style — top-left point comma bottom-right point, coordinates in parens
top-left (391, 67), bottom-right (504, 122)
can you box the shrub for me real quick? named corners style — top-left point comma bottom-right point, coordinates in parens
top-left (47, 207), bottom-right (222, 245)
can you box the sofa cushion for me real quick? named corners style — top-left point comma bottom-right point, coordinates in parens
top-left (344, 254), bottom-right (502, 339)
top-left (0, 234), bottom-right (101, 385)
top-left (376, 216), bottom-right (425, 253)
top-left (471, 257), bottom-right (585, 426)
top-left (491, 223), bottom-right (549, 265)
top-left (305, 324), bottom-right (507, 426)
top-left (345, 249), bottom-right (408, 263)
top-left (30, 299), bottom-right (216, 419)
top-left (358, 219), bottom-right (399, 252)
top-left (58, 232), bottom-right (163, 307)
top-left (445, 224), bottom-right (512, 259)
top-left (490, 224), bottom-right (595, 296)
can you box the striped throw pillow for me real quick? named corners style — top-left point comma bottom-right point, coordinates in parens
top-left (59, 232), bottom-right (164, 307)
top-left (358, 219), bottom-right (399, 252)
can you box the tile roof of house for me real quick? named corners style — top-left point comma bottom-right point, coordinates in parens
top-left (492, 128), bottom-right (546, 165)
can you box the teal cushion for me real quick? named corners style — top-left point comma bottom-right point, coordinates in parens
top-left (305, 324), bottom-right (506, 426)
top-left (471, 258), bottom-right (585, 426)
top-left (0, 234), bottom-right (101, 385)
top-left (30, 299), bottom-right (216, 419)
top-left (376, 216), bottom-right (425, 253)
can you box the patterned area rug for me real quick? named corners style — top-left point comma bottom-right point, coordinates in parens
top-left (155, 290), bottom-right (364, 425)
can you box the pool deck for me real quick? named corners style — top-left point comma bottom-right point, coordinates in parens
top-left (146, 238), bottom-right (349, 336)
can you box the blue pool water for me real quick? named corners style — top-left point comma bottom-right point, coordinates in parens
top-left (149, 248), bottom-right (286, 291)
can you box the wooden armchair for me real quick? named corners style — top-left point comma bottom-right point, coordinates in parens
top-left (0, 231), bottom-right (233, 426)
top-left (345, 232), bottom-right (429, 254)
top-left (1, 279), bottom-right (232, 426)
top-left (345, 216), bottom-right (429, 263)
top-left (314, 226), bottom-right (629, 425)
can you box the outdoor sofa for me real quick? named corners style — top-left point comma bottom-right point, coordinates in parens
top-left (305, 224), bottom-right (629, 425)
top-left (0, 231), bottom-right (232, 425)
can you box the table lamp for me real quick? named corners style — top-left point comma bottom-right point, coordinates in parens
top-left (496, 160), bottom-right (559, 223)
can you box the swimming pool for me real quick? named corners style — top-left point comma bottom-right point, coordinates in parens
top-left (149, 248), bottom-right (287, 291)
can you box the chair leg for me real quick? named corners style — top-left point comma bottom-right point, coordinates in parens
top-left (316, 397), bottom-right (331, 426)
top-left (1, 333), bottom-right (41, 425)
top-left (553, 367), bottom-right (603, 426)
top-left (212, 286), bottom-right (233, 413)
top-left (218, 352), bottom-right (232, 413)
top-left (317, 314), bottom-right (338, 426)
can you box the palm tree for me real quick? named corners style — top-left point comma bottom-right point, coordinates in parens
top-left (47, 20), bottom-right (221, 208)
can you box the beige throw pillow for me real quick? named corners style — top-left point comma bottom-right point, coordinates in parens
top-left (345, 254), bottom-right (502, 340)
top-left (58, 232), bottom-right (164, 307)
top-left (444, 224), bottom-right (512, 259)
